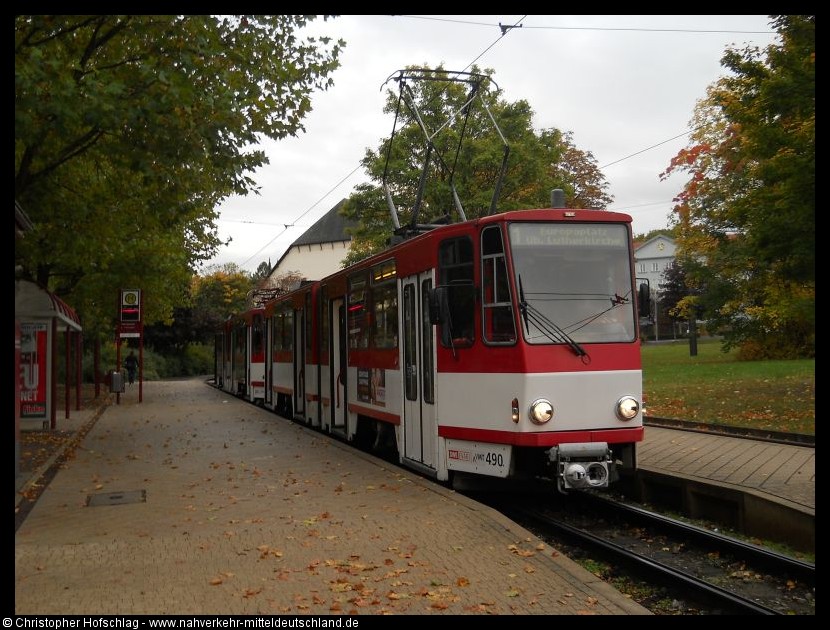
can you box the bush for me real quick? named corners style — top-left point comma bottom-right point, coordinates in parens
top-left (182, 343), bottom-right (214, 376)
top-left (737, 337), bottom-right (812, 361)
top-left (69, 341), bottom-right (215, 382)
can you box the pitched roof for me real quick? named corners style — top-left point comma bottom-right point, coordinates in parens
top-left (636, 234), bottom-right (675, 250)
top-left (291, 199), bottom-right (357, 247)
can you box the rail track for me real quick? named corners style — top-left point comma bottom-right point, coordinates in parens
top-left (644, 416), bottom-right (815, 447)
top-left (490, 491), bottom-right (815, 615)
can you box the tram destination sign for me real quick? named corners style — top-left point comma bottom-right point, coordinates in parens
top-left (509, 224), bottom-right (627, 248)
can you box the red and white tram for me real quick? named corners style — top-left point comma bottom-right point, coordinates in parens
top-left (216, 205), bottom-right (647, 492)
top-left (215, 307), bottom-right (266, 402)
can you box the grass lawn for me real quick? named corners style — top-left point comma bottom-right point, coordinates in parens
top-left (641, 338), bottom-right (815, 435)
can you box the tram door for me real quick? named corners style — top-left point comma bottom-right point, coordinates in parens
top-left (293, 306), bottom-right (305, 420)
top-left (329, 298), bottom-right (348, 435)
top-left (402, 273), bottom-right (436, 470)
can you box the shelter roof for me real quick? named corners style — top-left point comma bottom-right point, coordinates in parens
top-left (15, 280), bottom-right (82, 332)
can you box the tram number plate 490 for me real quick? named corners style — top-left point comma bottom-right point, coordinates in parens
top-left (445, 440), bottom-right (511, 478)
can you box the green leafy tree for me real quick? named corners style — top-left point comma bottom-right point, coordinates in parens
top-left (15, 15), bottom-right (344, 338)
top-left (340, 65), bottom-right (612, 265)
top-left (661, 15), bottom-right (814, 358)
top-left (634, 228), bottom-right (677, 242)
top-left (251, 261), bottom-right (272, 288)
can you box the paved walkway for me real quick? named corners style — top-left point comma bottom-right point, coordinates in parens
top-left (638, 426), bottom-right (815, 515)
top-left (15, 378), bottom-right (648, 616)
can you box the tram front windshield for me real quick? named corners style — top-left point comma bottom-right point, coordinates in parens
top-left (508, 222), bottom-right (636, 344)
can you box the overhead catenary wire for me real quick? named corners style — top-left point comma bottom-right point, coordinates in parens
top-left (398, 15), bottom-right (774, 35)
top-left (236, 163), bottom-right (363, 270)
top-left (224, 15), bottom-right (764, 270)
top-left (229, 16), bottom-right (527, 271)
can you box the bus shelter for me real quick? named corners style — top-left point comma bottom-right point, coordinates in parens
top-left (15, 279), bottom-right (83, 433)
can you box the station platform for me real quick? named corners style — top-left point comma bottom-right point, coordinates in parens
top-left (636, 425), bottom-right (815, 550)
top-left (14, 378), bottom-right (648, 616)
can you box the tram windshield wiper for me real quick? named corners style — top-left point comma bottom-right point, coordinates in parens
top-left (565, 290), bottom-right (632, 335)
top-left (518, 275), bottom-right (587, 358)
top-left (518, 275), bottom-right (530, 333)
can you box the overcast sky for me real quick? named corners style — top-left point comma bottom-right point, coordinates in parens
top-left (206, 15), bottom-right (779, 273)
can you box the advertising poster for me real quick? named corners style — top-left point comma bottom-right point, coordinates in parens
top-left (357, 367), bottom-right (370, 403)
top-left (370, 368), bottom-right (386, 407)
top-left (357, 368), bottom-right (386, 407)
top-left (20, 322), bottom-right (47, 418)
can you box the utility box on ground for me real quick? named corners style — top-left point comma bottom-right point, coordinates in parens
top-left (110, 371), bottom-right (125, 393)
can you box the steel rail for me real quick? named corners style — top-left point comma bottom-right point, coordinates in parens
top-left (515, 506), bottom-right (783, 615)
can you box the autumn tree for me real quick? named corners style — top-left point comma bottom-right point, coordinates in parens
top-left (15, 15), bottom-right (343, 336)
top-left (662, 15), bottom-right (814, 358)
top-left (543, 129), bottom-right (613, 210)
top-left (180, 263), bottom-right (255, 346)
top-left (340, 66), bottom-right (612, 265)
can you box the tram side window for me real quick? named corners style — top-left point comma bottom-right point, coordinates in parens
top-left (438, 237), bottom-right (475, 347)
top-left (284, 308), bottom-right (293, 351)
top-left (482, 226), bottom-right (516, 344)
top-left (348, 273), bottom-right (369, 349)
top-left (273, 306), bottom-right (293, 355)
top-left (371, 261), bottom-right (398, 349)
top-left (421, 278), bottom-right (434, 403)
top-left (404, 284), bottom-right (417, 401)
top-left (251, 314), bottom-right (265, 357)
top-left (305, 292), bottom-right (313, 355)
top-left (320, 286), bottom-right (329, 360)
top-left (234, 324), bottom-right (246, 361)
top-left (271, 314), bottom-right (280, 356)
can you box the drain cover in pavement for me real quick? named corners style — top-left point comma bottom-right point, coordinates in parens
top-left (86, 490), bottom-right (146, 507)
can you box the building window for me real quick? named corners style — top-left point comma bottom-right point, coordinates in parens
top-left (652, 262), bottom-right (659, 272)
top-left (638, 263), bottom-right (646, 273)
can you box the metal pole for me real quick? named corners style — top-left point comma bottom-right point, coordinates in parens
top-left (51, 318), bottom-right (57, 429)
top-left (116, 289), bottom-right (121, 405)
top-left (139, 334), bottom-right (143, 403)
top-left (65, 326), bottom-right (70, 419)
top-left (94, 337), bottom-right (100, 398)
top-left (76, 332), bottom-right (82, 411)
top-left (653, 290), bottom-right (659, 342)
top-left (116, 336), bottom-right (121, 406)
top-left (689, 315), bottom-right (698, 357)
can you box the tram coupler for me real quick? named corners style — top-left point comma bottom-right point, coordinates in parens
top-left (548, 442), bottom-right (613, 493)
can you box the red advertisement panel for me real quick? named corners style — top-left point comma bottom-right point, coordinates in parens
top-left (20, 322), bottom-right (47, 418)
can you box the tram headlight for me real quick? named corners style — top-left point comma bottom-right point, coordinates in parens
top-left (615, 396), bottom-right (640, 421)
top-left (529, 398), bottom-right (554, 424)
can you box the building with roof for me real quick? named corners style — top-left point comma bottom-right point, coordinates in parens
top-left (633, 234), bottom-right (680, 339)
top-left (266, 199), bottom-right (358, 284)
top-left (633, 234), bottom-right (677, 292)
